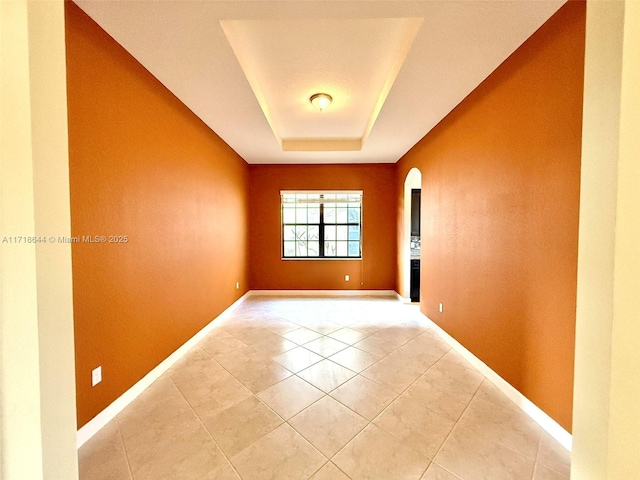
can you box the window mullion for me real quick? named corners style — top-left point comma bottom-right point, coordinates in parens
top-left (319, 202), bottom-right (325, 258)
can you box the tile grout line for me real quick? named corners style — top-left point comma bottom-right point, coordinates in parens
top-left (227, 302), bottom-right (461, 476)
top-left (424, 377), bottom-right (487, 480)
top-left (461, 377), bottom-right (548, 468)
top-left (531, 428), bottom-right (545, 480)
top-left (253, 299), bottom-right (428, 477)
top-left (102, 297), bottom-right (552, 480)
top-left (166, 371), bottom-right (247, 480)
top-left (115, 414), bottom-right (136, 480)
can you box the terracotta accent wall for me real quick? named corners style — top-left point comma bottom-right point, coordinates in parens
top-left (65, 2), bottom-right (249, 427)
top-left (396, 1), bottom-right (585, 431)
top-left (249, 165), bottom-right (396, 290)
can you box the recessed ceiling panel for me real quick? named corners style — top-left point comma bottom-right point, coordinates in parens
top-left (221, 17), bottom-right (422, 151)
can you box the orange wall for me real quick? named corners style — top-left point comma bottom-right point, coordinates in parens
top-left (396, 1), bottom-right (585, 431)
top-left (65, 2), bottom-right (249, 427)
top-left (249, 164), bottom-right (396, 290)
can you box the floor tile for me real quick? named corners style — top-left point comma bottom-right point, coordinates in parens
top-left (244, 336), bottom-right (299, 362)
top-left (328, 327), bottom-right (368, 344)
top-left (284, 327), bottom-right (324, 345)
top-left (372, 326), bottom-right (421, 346)
top-left (168, 348), bottom-right (228, 386)
top-left (388, 337), bottom-right (449, 374)
top-left (304, 336), bottom-right (350, 357)
top-left (310, 462), bottom-right (351, 480)
top-left (117, 375), bottom-right (190, 427)
top-left (197, 460), bottom-right (241, 480)
top-left (176, 371), bottom-right (252, 418)
top-left (78, 419), bottom-right (132, 480)
top-left (427, 354), bottom-right (485, 396)
top-left (226, 327), bottom-right (282, 345)
top-left (330, 375), bottom-right (397, 421)
top-left (374, 396), bottom-right (455, 459)
top-left (198, 331), bottom-right (248, 357)
top-left (353, 335), bottom-right (400, 356)
top-left (533, 463), bottom-right (569, 480)
top-left (403, 371), bottom-right (475, 422)
top-left (328, 346), bottom-right (381, 372)
top-left (289, 395), bottom-right (369, 458)
top-left (258, 375), bottom-right (325, 419)
top-left (231, 359), bottom-right (294, 393)
top-left (306, 320), bottom-right (344, 335)
top-left (457, 394), bottom-right (541, 459)
top-left (230, 423), bottom-right (326, 480)
top-left (169, 353), bottom-right (253, 417)
top-left (435, 424), bottom-right (535, 480)
top-left (420, 463), bottom-right (461, 479)
top-left (224, 326), bottom-right (275, 346)
top-left (349, 322), bottom-right (383, 336)
top-left (262, 319), bottom-right (301, 335)
top-left (298, 359), bottom-right (357, 393)
top-left (80, 297), bottom-right (571, 479)
top-left (361, 355), bottom-right (422, 393)
top-left (203, 396), bottom-right (283, 457)
top-left (120, 408), bottom-right (227, 480)
top-left (333, 424), bottom-right (430, 480)
top-left (273, 346), bottom-right (324, 373)
top-left (536, 432), bottom-right (571, 477)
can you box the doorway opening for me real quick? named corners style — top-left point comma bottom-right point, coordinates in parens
top-left (402, 167), bottom-right (422, 301)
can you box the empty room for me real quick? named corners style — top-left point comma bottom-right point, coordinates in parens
top-left (3, 0), bottom-right (640, 479)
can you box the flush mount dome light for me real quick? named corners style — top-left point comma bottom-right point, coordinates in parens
top-left (310, 93), bottom-right (332, 111)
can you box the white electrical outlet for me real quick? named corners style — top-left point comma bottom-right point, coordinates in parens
top-left (345, 275), bottom-right (350, 281)
top-left (236, 281), bottom-right (239, 290)
top-left (439, 303), bottom-right (443, 313)
top-left (92, 366), bottom-right (102, 386)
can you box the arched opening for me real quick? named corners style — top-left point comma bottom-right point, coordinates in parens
top-left (402, 167), bottom-right (422, 301)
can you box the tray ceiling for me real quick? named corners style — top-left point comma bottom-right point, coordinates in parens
top-left (75, 0), bottom-right (566, 164)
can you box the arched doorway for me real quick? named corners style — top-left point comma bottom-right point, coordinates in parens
top-left (402, 167), bottom-right (422, 301)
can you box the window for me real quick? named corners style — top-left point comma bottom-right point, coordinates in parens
top-left (281, 191), bottom-right (362, 259)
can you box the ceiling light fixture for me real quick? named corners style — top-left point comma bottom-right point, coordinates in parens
top-left (310, 93), bottom-right (332, 111)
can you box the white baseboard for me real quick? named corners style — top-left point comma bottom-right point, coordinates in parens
top-left (76, 291), bottom-right (251, 448)
top-left (250, 289), bottom-right (398, 297)
top-left (423, 313), bottom-right (572, 452)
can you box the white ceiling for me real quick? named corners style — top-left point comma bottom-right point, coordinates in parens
top-left (75, 0), bottom-right (566, 164)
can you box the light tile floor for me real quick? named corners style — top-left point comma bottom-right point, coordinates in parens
top-left (79, 296), bottom-right (571, 480)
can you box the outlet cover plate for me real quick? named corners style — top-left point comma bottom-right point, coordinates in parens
top-left (92, 366), bottom-right (102, 386)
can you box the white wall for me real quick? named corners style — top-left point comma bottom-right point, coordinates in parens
top-left (0, 1), bottom-right (78, 478)
top-left (607, 0), bottom-right (640, 475)
top-left (573, 0), bottom-right (640, 478)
